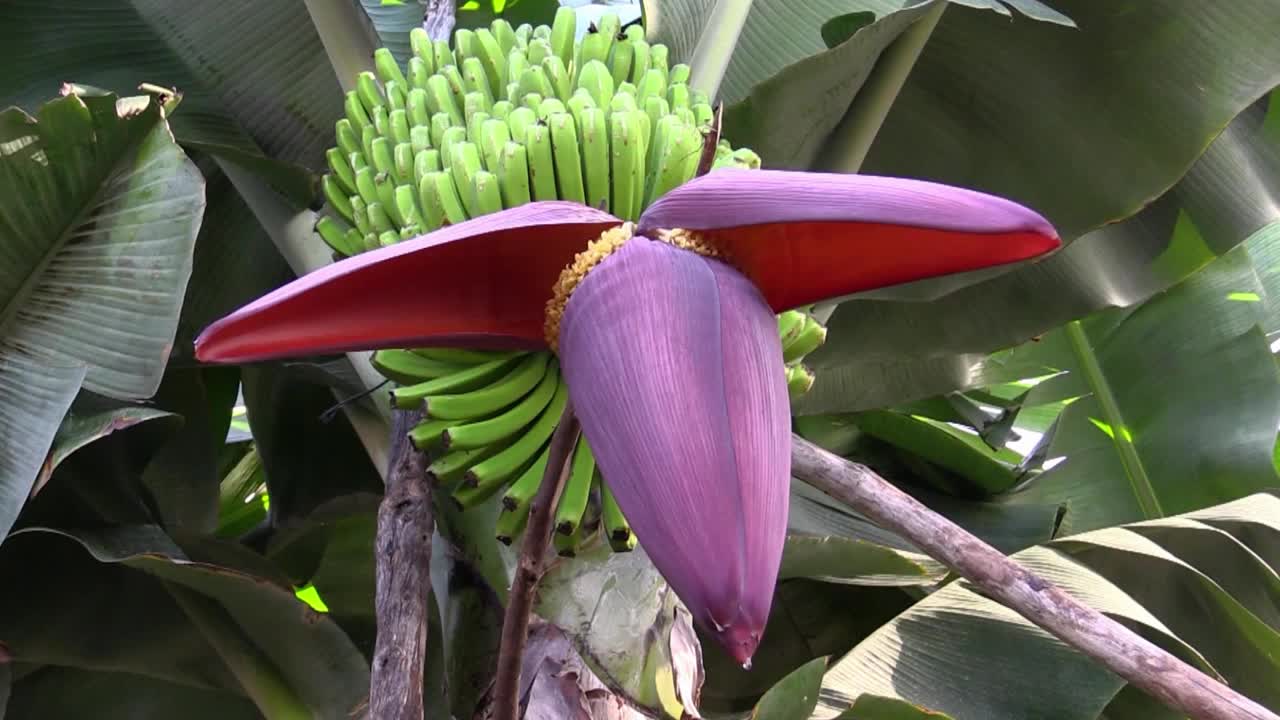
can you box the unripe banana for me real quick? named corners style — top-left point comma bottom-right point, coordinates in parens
top-left (730, 147), bottom-right (762, 170)
top-left (600, 478), bottom-right (636, 552)
top-left (366, 200), bottom-right (394, 235)
top-left (492, 18), bottom-right (517, 54)
top-left (394, 143), bottom-right (416, 186)
top-left (596, 12), bottom-right (621, 47)
top-left (518, 67), bottom-right (554, 100)
top-left (577, 32), bottom-right (610, 74)
top-left (578, 107), bottom-right (610, 211)
top-left (350, 195), bottom-right (372, 236)
top-left (378, 230), bottom-right (399, 247)
top-left (554, 434), bottom-right (595, 536)
top-left (675, 107), bottom-right (695, 127)
top-left (414, 148), bottom-right (442, 183)
top-left (553, 517), bottom-right (588, 557)
top-left (372, 348), bottom-right (465, 385)
top-left (693, 102), bottom-right (714, 129)
top-left (371, 104), bottom-right (390, 139)
top-left (385, 81), bottom-right (407, 112)
top-left (577, 60), bottom-right (615, 112)
top-left (479, 118), bottom-right (511, 171)
top-left (474, 28), bottom-right (508, 98)
top-left (649, 44), bottom-right (670, 83)
top-left (374, 173), bottom-right (400, 224)
top-left (410, 28), bottom-right (436, 74)
top-left (472, 169), bottom-right (503, 215)
top-left (636, 67), bottom-right (666, 107)
top-left (439, 127), bottom-right (467, 167)
top-left (668, 82), bottom-right (690, 112)
top-left (496, 141), bottom-right (532, 208)
top-left (625, 24), bottom-right (646, 43)
top-left (541, 55), bottom-right (572, 101)
top-left (617, 81), bottom-right (637, 97)
top-left (549, 8), bottom-right (576, 66)
top-left (515, 22), bottom-right (533, 47)
top-left (443, 355), bottom-right (557, 450)
top-left (426, 74), bottom-right (463, 126)
top-left (783, 315), bottom-right (828, 362)
top-left (407, 89), bottom-right (431, 129)
top-left (609, 92), bottom-right (638, 115)
top-left (527, 37), bottom-right (552, 67)
top-left (411, 125), bottom-right (432, 154)
top-left (418, 173), bottom-right (446, 230)
top-left (408, 416), bottom-right (452, 452)
top-left (536, 97), bottom-right (567, 121)
top-left (336, 118), bottom-right (362, 158)
top-left (608, 39), bottom-right (633, 88)
top-left (786, 363), bottom-right (816, 398)
top-left (491, 100), bottom-right (513, 120)
top-left (524, 122), bottom-right (558, 201)
top-left (425, 351), bottom-right (548, 421)
top-left (629, 39), bottom-right (651, 83)
top-left (777, 309), bottom-right (806, 347)
top-left (439, 64), bottom-right (469, 117)
top-left (326, 148), bottom-right (356, 195)
top-left (547, 112), bottom-right (585, 204)
top-left (462, 57), bottom-right (495, 108)
top-left (566, 91), bottom-right (594, 132)
top-left (466, 108), bottom-right (490, 145)
top-left (315, 215), bottom-right (358, 257)
top-left (432, 440), bottom-right (509, 489)
top-left (356, 71), bottom-right (384, 114)
top-left (350, 151), bottom-right (369, 172)
top-left (669, 63), bottom-right (691, 86)
top-left (468, 373), bottom-right (568, 502)
top-left (370, 137), bottom-right (394, 176)
top-left (495, 442), bottom-right (551, 544)
top-left (507, 50), bottom-right (530, 93)
top-left (521, 92), bottom-right (543, 111)
top-left (393, 354), bottom-right (525, 409)
top-left (533, 20), bottom-right (551, 40)
top-left (395, 183), bottom-right (423, 231)
top-left (448, 141), bottom-right (484, 216)
top-left (424, 171), bottom-right (467, 225)
top-left (354, 166), bottom-right (379, 206)
top-left (432, 39), bottom-right (454, 71)
top-left (431, 113), bottom-right (452, 147)
top-left (507, 106), bottom-right (537, 143)
top-left (454, 29), bottom-right (477, 64)
top-left (608, 110), bottom-right (642, 221)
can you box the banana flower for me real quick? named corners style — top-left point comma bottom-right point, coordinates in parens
top-left (195, 168), bottom-right (1059, 665)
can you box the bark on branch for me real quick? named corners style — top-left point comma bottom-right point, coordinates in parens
top-left (790, 434), bottom-right (1278, 720)
top-left (369, 410), bottom-right (434, 720)
top-left (492, 403), bottom-right (581, 720)
top-left (423, 0), bottom-right (456, 42)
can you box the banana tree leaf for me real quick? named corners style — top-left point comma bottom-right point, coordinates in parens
top-left (0, 90), bottom-right (203, 539)
top-left (0, 524), bottom-right (370, 718)
top-left (780, 535), bottom-right (946, 587)
top-left (803, 93), bottom-right (1280, 413)
top-left (998, 247), bottom-right (1280, 535)
top-left (814, 493), bottom-right (1280, 719)
top-left (0, 1), bottom-right (339, 205)
top-left (835, 695), bottom-right (954, 719)
top-left (750, 656), bottom-right (828, 720)
top-left (4, 667), bottom-right (258, 720)
top-left (30, 405), bottom-right (178, 502)
top-left (535, 542), bottom-right (703, 720)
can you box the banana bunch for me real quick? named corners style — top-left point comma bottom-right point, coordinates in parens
top-left (314, 6), bottom-right (762, 258)
top-left (314, 10), bottom-right (829, 556)
top-left (372, 346), bottom-right (634, 556)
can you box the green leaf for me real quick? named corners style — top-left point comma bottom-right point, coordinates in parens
top-left (804, 92), bottom-right (1280, 413)
top-left (0, 1), bottom-right (338, 205)
top-left (751, 656), bottom-right (828, 720)
top-left (1001, 247), bottom-right (1280, 535)
top-left (6, 667), bottom-right (258, 720)
top-left (779, 535), bottom-right (946, 587)
top-left (0, 90), bottom-right (203, 538)
top-left (835, 695), bottom-right (955, 719)
top-left (0, 525), bottom-right (370, 718)
top-left (38, 407), bottom-right (179, 498)
top-left (849, 411), bottom-right (1025, 495)
top-left (820, 13), bottom-right (877, 49)
top-left (816, 493), bottom-right (1280, 718)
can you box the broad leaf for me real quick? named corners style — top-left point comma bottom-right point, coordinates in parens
top-left (0, 525), bottom-right (369, 718)
top-left (814, 493), bottom-right (1280, 719)
top-left (0, 90), bottom-right (203, 538)
top-left (750, 656), bottom-right (828, 720)
top-left (5, 667), bottom-right (258, 720)
top-left (804, 93), bottom-right (1280, 413)
top-left (836, 695), bottom-right (954, 719)
top-left (0, 1), bottom-right (340, 204)
top-left (34, 405), bottom-right (179, 498)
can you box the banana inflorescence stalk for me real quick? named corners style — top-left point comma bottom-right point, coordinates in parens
top-left (317, 9), bottom-right (829, 556)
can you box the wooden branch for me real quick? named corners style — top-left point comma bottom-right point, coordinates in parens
top-left (422, 0), bottom-right (456, 42)
top-left (790, 434), bottom-right (1279, 720)
top-left (492, 403), bottom-right (581, 720)
top-left (369, 410), bottom-right (435, 720)
top-left (695, 103), bottom-right (723, 178)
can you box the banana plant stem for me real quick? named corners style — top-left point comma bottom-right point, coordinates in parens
top-left (492, 403), bottom-right (581, 720)
top-left (303, 0), bottom-right (377, 94)
top-left (369, 409), bottom-right (435, 720)
top-left (686, 0), bottom-right (755, 102)
top-left (1065, 319), bottom-right (1164, 518)
top-left (791, 434), bottom-right (1278, 720)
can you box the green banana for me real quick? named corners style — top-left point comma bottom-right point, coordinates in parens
top-left (354, 165), bottom-right (379, 206)
top-left (474, 28), bottom-right (508, 97)
top-left (480, 118), bottom-right (512, 172)
top-left (783, 315), bottom-right (828, 362)
top-left (439, 64), bottom-right (469, 118)
top-left (453, 28), bottom-right (476, 63)
top-left (554, 433), bottom-right (595, 536)
top-left (366, 200), bottom-right (395, 235)
top-left (537, 97), bottom-right (567, 121)
top-left (371, 105), bottom-right (390, 138)
top-left (787, 363), bottom-right (816, 398)
top-left (617, 81), bottom-right (637, 97)
top-left (431, 438), bottom-right (510, 489)
top-left (472, 170), bottom-right (504, 215)
top-left (393, 143), bottom-right (414, 184)
top-left (336, 118), bottom-right (361, 158)
top-left (395, 184), bottom-right (423, 231)
top-left (577, 30), bottom-right (609, 71)
top-left (410, 28), bottom-right (436, 74)
top-left (442, 355), bottom-right (557, 450)
top-left (449, 142), bottom-right (484, 217)
top-left (521, 92), bottom-right (543, 111)
top-left (424, 351), bottom-right (549, 421)
top-left (527, 37), bottom-right (552, 66)
top-left (524, 122), bottom-right (559, 201)
top-left (375, 47), bottom-right (408, 91)
top-left (608, 110), bottom-right (642, 221)
top-left (432, 39), bottom-right (454, 70)
top-left (609, 92), bottom-right (638, 115)
top-left (577, 60), bottom-right (615, 111)
top-left (629, 39), bottom-right (651, 83)
top-left (350, 195), bottom-right (372, 236)
top-left (693, 102), bottom-right (714, 128)
top-left (507, 50), bottom-right (530, 93)
top-left (596, 12), bottom-right (621, 46)
top-left (491, 100), bottom-right (513, 120)
top-left (326, 148), bottom-right (356, 194)
top-left (462, 57), bottom-right (495, 107)
top-left (423, 171), bottom-right (467, 226)
top-left (777, 309), bottom-right (806, 347)
top-left (385, 81), bottom-right (407, 112)
top-left (550, 6), bottom-right (576, 66)
top-left (608, 39), bottom-right (633, 87)
top-left (414, 148), bottom-right (441, 184)
top-left (669, 63), bottom-right (691, 86)
top-left (466, 107), bottom-right (490, 144)
top-left (315, 216), bottom-right (357, 257)
top-left (730, 147), bottom-right (762, 169)
top-left (578, 107), bottom-right (610, 211)
top-left (636, 68), bottom-right (666, 107)
top-left (431, 113), bottom-right (452, 147)
top-left (515, 22), bottom-right (533, 47)
top-left (541, 55), bottom-right (572, 101)
top-left (518, 67), bottom-right (553, 100)
top-left (372, 348), bottom-right (466, 385)
top-left (378, 230), bottom-right (399, 247)
top-left (492, 18), bottom-right (517, 54)
top-left (553, 518), bottom-right (587, 557)
top-left (497, 141), bottom-right (532, 208)
top-left (370, 137), bottom-right (395, 176)
top-left (322, 175), bottom-right (355, 223)
top-left (345, 91), bottom-right (373, 133)
top-left (507, 105), bottom-right (537, 143)
top-left (356, 71), bottom-right (384, 114)
top-left (668, 82), bottom-right (690, 112)
top-left (408, 416), bottom-right (453, 452)
top-left (426, 74), bottom-right (464, 126)
top-left (440, 127), bottom-right (467, 165)
top-left (646, 115), bottom-right (700, 206)
top-left (469, 374), bottom-right (569, 502)
top-left (495, 442), bottom-right (551, 543)
top-left (649, 43), bottom-right (670, 83)
top-left (547, 112), bottom-right (585, 203)
top-left (408, 89), bottom-right (431, 129)
top-left (373, 172), bottom-right (401, 225)
top-left (600, 478), bottom-right (636, 552)
top-left (392, 354), bottom-right (525, 409)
